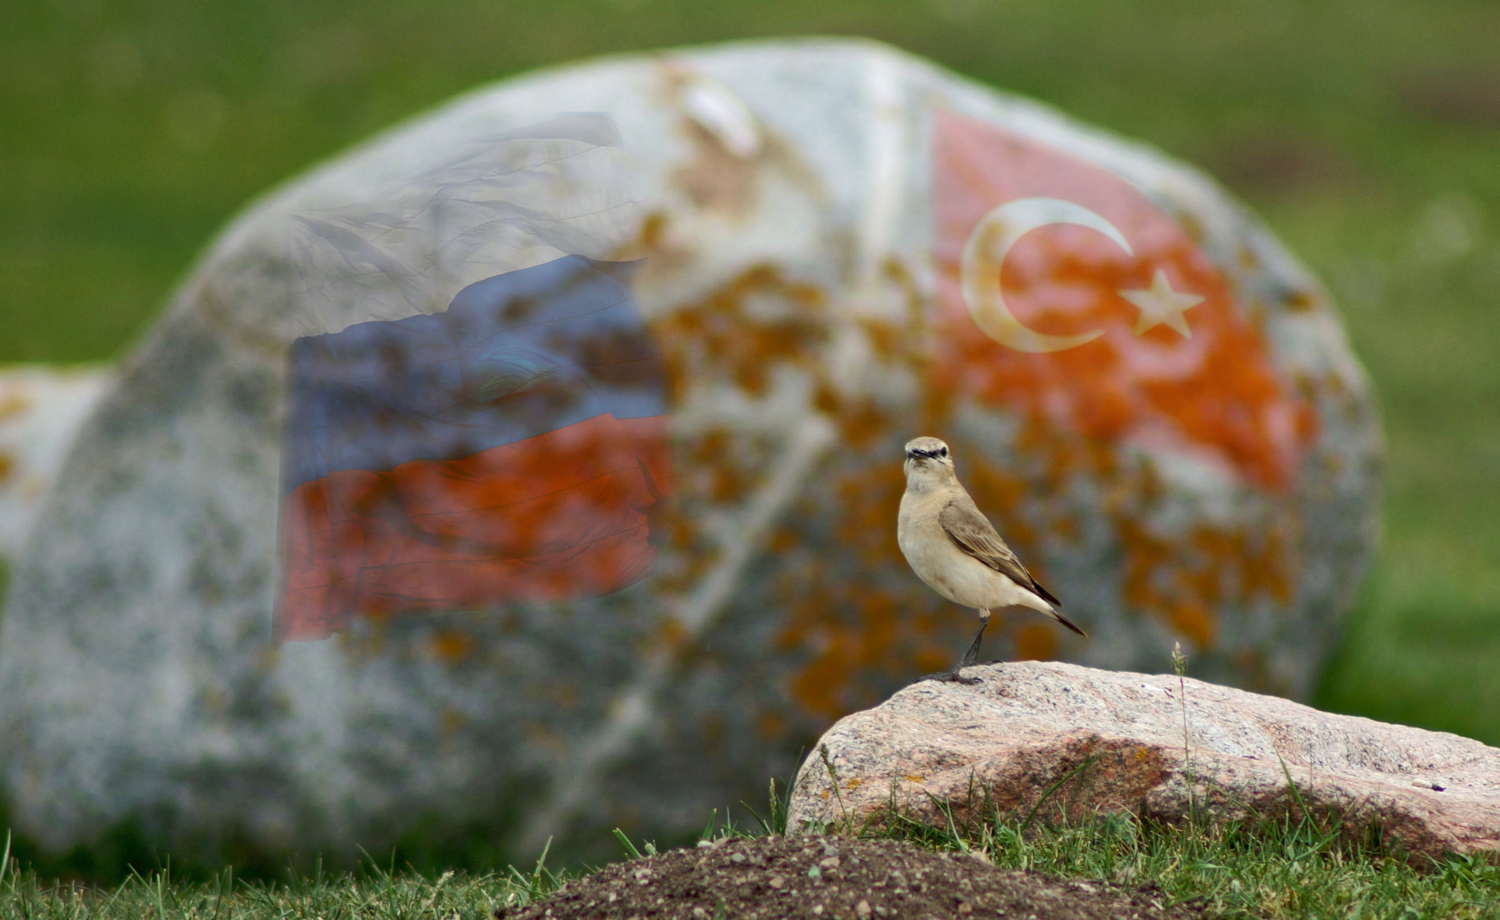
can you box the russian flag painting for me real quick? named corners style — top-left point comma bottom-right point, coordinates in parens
top-left (276, 255), bottom-right (671, 642)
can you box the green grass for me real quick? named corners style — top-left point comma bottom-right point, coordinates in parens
top-left (877, 810), bottom-right (1500, 919)
top-left (1, 0), bottom-right (1498, 856)
top-left (0, 829), bottom-right (553, 920)
top-left (6, 801), bottom-right (1500, 920)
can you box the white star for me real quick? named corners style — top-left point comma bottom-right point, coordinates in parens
top-left (1118, 269), bottom-right (1204, 338)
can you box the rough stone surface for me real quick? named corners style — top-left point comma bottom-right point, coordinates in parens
top-left (0, 366), bottom-right (112, 560)
top-left (788, 661), bottom-right (1500, 864)
top-left (495, 835), bottom-right (1206, 920)
top-left (0, 39), bottom-right (1379, 863)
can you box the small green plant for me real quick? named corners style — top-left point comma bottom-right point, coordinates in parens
top-left (1170, 640), bottom-right (1200, 824)
top-left (817, 743), bottom-right (853, 833)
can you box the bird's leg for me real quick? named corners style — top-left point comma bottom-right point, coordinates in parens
top-left (959, 609), bottom-right (991, 668)
top-left (918, 609), bottom-right (989, 685)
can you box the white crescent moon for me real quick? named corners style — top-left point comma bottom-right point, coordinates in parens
top-left (961, 196), bottom-right (1134, 353)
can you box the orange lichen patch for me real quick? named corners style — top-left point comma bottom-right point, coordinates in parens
top-left (651, 264), bottom-right (829, 405)
top-left (1245, 524), bottom-right (1294, 603)
top-left (812, 380), bottom-right (840, 415)
top-left (779, 574), bottom-right (958, 721)
top-left (1013, 623), bottom-right (1059, 661)
top-left (1192, 524), bottom-right (1294, 605)
top-left (769, 527), bottom-right (800, 553)
top-left (639, 210), bottom-right (669, 250)
top-left (912, 647), bottom-right (951, 673)
top-left (692, 429), bottom-right (731, 460)
top-left (996, 395), bottom-right (1302, 652)
top-left (835, 398), bottom-right (890, 449)
top-left (1167, 598), bottom-right (1215, 647)
top-left (0, 392), bottom-right (30, 421)
top-left (903, 774), bottom-right (926, 784)
top-left (683, 428), bottom-right (756, 503)
top-left (1284, 289), bottom-right (1320, 312)
top-left (788, 633), bottom-right (863, 719)
top-left (665, 512), bottom-right (699, 551)
top-left (655, 617), bottom-right (688, 655)
top-left (0, 452), bottom-right (13, 485)
top-left (833, 469), bottom-right (906, 568)
top-left (1116, 503), bottom-right (1300, 648)
top-left (757, 711), bottom-right (787, 740)
top-left (958, 450), bottom-right (1037, 551)
top-left (918, 385), bottom-right (958, 438)
top-left (430, 629), bottom-right (475, 665)
top-left (880, 254), bottom-right (938, 348)
top-left (844, 778), bottom-right (864, 790)
top-left (1176, 211), bottom-right (1207, 246)
top-left (858, 318), bottom-right (906, 362)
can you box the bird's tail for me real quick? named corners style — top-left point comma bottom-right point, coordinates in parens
top-left (1018, 587), bottom-right (1089, 638)
top-left (1047, 607), bottom-right (1088, 638)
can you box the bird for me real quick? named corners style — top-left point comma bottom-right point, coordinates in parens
top-left (897, 436), bottom-right (1086, 683)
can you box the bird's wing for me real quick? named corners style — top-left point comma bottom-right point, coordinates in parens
top-left (939, 497), bottom-right (1063, 608)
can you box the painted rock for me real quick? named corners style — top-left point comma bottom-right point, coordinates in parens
top-left (0, 38), bottom-right (1379, 865)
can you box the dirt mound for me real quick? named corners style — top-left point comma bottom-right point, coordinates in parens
top-left (495, 835), bottom-right (1207, 919)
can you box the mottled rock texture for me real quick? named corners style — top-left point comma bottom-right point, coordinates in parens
top-left (789, 661), bottom-right (1500, 864)
top-left (0, 366), bottom-right (111, 559)
top-left (0, 39), bottom-right (1379, 864)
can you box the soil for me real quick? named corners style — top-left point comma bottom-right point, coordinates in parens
top-left (494, 835), bottom-right (1210, 920)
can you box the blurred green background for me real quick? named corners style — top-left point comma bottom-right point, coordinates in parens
top-left (2, 0), bottom-right (1497, 746)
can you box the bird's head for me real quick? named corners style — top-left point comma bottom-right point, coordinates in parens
top-left (903, 436), bottom-right (957, 488)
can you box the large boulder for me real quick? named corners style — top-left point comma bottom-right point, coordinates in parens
top-left (0, 38), bottom-right (1379, 865)
top-left (787, 661), bottom-right (1500, 864)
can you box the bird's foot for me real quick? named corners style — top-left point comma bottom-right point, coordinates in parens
top-left (917, 668), bottom-right (982, 685)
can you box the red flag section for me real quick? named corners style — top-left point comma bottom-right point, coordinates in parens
top-left (278, 415), bottom-right (669, 642)
top-left (275, 256), bottom-right (671, 642)
top-left (932, 110), bottom-right (1316, 491)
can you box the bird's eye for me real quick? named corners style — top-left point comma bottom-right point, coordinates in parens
top-left (938, 446), bottom-right (948, 457)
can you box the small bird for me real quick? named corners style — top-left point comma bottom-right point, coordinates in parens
top-left (897, 436), bottom-right (1086, 683)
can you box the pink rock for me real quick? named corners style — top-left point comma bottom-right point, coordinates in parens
top-left (789, 660), bottom-right (1500, 863)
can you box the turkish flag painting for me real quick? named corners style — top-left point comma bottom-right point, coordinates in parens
top-left (276, 255), bottom-right (671, 642)
top-left (932, 109), bottom-right (1316, 491)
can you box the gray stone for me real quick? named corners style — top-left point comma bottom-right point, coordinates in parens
top-left (787, 661), bottom-right (1500, 864)
top-left (0, 366), bottom-right (112, 560)
top-left (0, 38), bottom-right (1379, 864)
